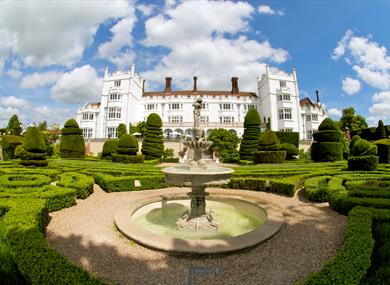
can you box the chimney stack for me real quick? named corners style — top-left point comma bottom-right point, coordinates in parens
top-left (231, 77), bottom-right (239, 94)
top-left (316, 90), bottom-right (320, 103)
top-left (193, 76), bottom-right (198, 92)
top-left (164, 77), bottom-right (172, 93)
top-left (142, 78), bottom-right (145, 93)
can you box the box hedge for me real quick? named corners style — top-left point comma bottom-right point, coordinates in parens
top-left (374, 139), bottom-right (390, 163)
top-left (0, 135), bottom-right (24, 160)
top-left (311, 142), bottom-right (343, 162)
top-left (101, 139), bottom-right (118, 159)
top-left (20, 127), bottom-right (47, 167)
top-left (275, 131), bottom-right (299, 147)
top-left (348, 155), bottom-right (379, 171)
top-left (281, 143), bottom-right (299, 159)
top-left (112, 153), bottom-right (144, 164)
top-left (253, 150), bottom-right (286, 164)
top-left (60, 119), bottom-right (85, 158)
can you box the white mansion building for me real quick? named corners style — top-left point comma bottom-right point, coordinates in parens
top-left (77, 65), bottom-right (326, 141)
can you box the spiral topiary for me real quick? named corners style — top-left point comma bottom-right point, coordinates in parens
top-left (253, 129), bottom-right (285, 163)
top-left (348, 137), bottom-right (378, 170)
top-left (141, 113), bottom-right (164, 160)
top-left (60, 119), bottom-right (85, 158)
top-left (239, 109), bottom-right (261, 160)
top-left (20, 126), bottom-right (48, 166)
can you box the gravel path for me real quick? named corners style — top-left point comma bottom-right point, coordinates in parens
top-left (46, 185), bottom-right (347, 285)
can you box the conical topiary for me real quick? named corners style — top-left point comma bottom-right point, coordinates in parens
top-left (60, 119), bottom-right (85, 158)
top-left (141, 113), bottom-right (164, 160)
top-left (239, 109), bottom-right (261, 160)
top-left (258, 129), bottom-right (281, 151)
top-left (253, 129), bottom-right (285, 163)
top-left (376, 120), bottom-right (387, 140)
top-left (20, 126), bottom-right (47, 166)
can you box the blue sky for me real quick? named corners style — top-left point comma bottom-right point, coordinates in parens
top-left (1, 0), bottom-right (390, 127)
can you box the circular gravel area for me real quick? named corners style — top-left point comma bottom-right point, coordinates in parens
top-left (46, 185), bottom-right (347, 285)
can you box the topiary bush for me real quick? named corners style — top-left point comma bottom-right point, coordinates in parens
top-left (117, 134), bottom-right (138, 155)
top-left (0, 135), bottom-right (24, 160)
top-left (254, 130), bottom-right (286, 163)
top-left (311, 118), bottom-right (344, 162)
top-left (348, 137), bottom-right (378, 170)
top-left (376, 120), bottom-right (387, 140)
top-left (20, 127), bottom-right (48, 167)
top-left (60, 119), bottom-right (85, 158)
top-left (208, 128), bottom-right (240, 163)
top-left (101, 139), bottom-right (119, 159)
top-left (281, 143), bottom-right (299, 159)
top-left (141, 113), bottom-right (164, 160)
top-left (117, 123), bottom-right (127, 138)
top-left (239, 109), bottom-right (261, 160)
top-left (375, 139), bottom-right (390, 163)
top-left (275, 131), bottom-right (299, 147)
top-left (350, 135), bottom-right (361, 151)
top-left (351, 139), bottom-right (377, 156)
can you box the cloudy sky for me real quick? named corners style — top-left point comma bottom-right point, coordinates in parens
top-left (1, 0), bottom-right (390, 127)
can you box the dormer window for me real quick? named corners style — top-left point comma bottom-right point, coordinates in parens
top-left (114, 80), bottom-right (121, 87)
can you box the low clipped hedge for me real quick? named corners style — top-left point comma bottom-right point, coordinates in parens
top-left (56, 172), bottom-right (94, 199)
top-left (304, 176), bottom-right (344, 202)
top-left (303, 207), bottom-right (375, 285)
top-left (0, 175), bottom-right (51, 188)
top-left (0, 198), bottom-right (104, 284)
top-left (111, 154), bottom-right (144, 164)
top-left (311, 142), bottom-right (343, 162)
top-left (275, 131), bottom-right (299, 147)
top-left (228, 177), bottom-right (295, 196)
top-left (375, 139), bottom-right (390, 163)
top-left (160, 158), bottom-right (180, 163)
top-left (348, 155), bottom-right (379, 171)
top-left (253, 150), bottom-right (286, 164)
top-left (94, 173), bottom-right (165, 192)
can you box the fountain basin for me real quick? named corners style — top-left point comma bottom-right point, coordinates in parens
top-left (114, 193), bottom-right (284, 254)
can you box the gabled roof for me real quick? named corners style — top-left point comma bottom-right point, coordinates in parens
top-left (300, 97), bottom-right (321, 109)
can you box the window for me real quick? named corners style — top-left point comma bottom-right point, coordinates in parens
top-left (278, 94), bottom-right (291, 101)
top-left (108, 107), bottom-right (121, 119)
top-left (279, 108), bottom-right (292, 120)
top-left (169, 103), bottom-right (181, 110)
top-left (281, 128), bottom-right (293, 132)
top-left (219, 103), bottom-right (232, 110)
top-left (201, 103), bottom-right (209, 109)
top-left (200, 116), bottom-right (209, 123)
top-left (168, 116), bottom-right (183, 123)
top-left (219, 116), bottom-right (234, 124)
top-left (83, 128), bottom-right (93, 138)
top-left (248, 104), bottom-right (256, 110)
top-left (107, 127), bottom-right (117, 138)
top-left (114, 80), bottom-right (121, 87)
top-left (82, 113), bottom-right (94, 120)
top-left (312, 114), bottom-right (318, 121)
top-left (306, 115), bottom-right (311, 122)
top-left (279, 81), bottom-right (286, 88)
top-left (145, 104), bottom-right (155, 110)
top-left (307, 130), bottom-right (314, 140)
top-left (109, 93), bottom-right (122, 101)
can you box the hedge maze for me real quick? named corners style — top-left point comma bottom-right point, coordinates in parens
top-left (1, 158), bottom-right (390, 283)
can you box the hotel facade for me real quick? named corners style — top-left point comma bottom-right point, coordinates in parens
top-left (77, 65), bottom-right (326, 141)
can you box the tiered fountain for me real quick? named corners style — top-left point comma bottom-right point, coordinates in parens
top-left (114, 98), bottom-right (283, 254)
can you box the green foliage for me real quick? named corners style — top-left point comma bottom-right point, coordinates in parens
top-left (275, 131), bottom-right (299, 147)
top-left (56, 172), bottom-right (94, 199)
top-left (0, 135), bottom-right (24, 160)
top-left (117, 123), bottom-right (127, 138)
top-left (253, 150), bottom-right (286, 164)
top-left (101, 139), bottom-right (119, 159)
top-left (94, 173), bottom-right (165, 192)
top-left (240, 109), bottom-right (261, 160)
top-left (281, 143), bottom-right (299, 159)
top-left (312, 130), bottom-right (343, 142)
top-left (348, 155), bottom-right (379, 171)
top-left (208, 128), bottom-right (240, 163)
top-left (37, 121), bottom-right (47, 131)
top-left (337, 107), bottom-right (368, 131)
top-left (129, 121), bottom-right (146, 137)
top-left (298, 148), bottom-right (311, 161)
top-left (304, 176), bottom-right (344, 202)
top-left (7, 114), bottom-right (22, 135)
top-left (360, 127), bottom-right (377, 141)
top-left (23, 127), bottom-right (46, 153)
top-left (351, 139), bottom-right (377, 156)
top-left (258, 129), bottom-right (280, 150)
top-left (60, 119), bottom-right (85, 158)
top-left (112, 154), bottom-right (144, 164)
top-left (318, 118), bottom-right (339, 131)
top-left (376, 120), bottom-right (387, 140)
top-left (163, 148), bottom-right (174, 158)
top-left (141, 113), bottom-right (164, 160)
top-left (375, 139), bottom-right (390, 163)
top-left (0, 175), bottom-right (51, 188)
top-left (311, 142), bottom-right (343, 162)
top-left (350, 135), bottom-right (361, 151)
top-left (117, 134), bottom-right (138, 155)
top-left (160, 157), bottom-right (179, 163)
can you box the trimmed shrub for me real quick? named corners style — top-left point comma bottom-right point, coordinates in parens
top-left (6, 114), bottom-right (22, 135)
top-left (311, 142), bottom-right (343, 162)
top-left (351, 139), bottom-right (377, 156)
top-left (350, 135), bottom-right (361, 151)
top-left (348, 155), bottom-right (379, 171)
top-left (112, 153), bottom-right (144, 164)
top-left (318, 118), bottom-right (339, 131)
top-left (253, 150), bottom-right (286, 164)
top-left (94, 173), bottom-right (165, 192)
top-left (361, 127), bottom-right (377, 141)
top-left (60, 119), bottom-right (85, 158)
top-left (312, 130), bottom-right (343, 142)
top-left (141, 113), bottom-right (164, 160)
top-left (56, 172), bottom-right (94, 199)
top-left (0, 135), bottom-right (24, 160)
top-left (375, 139), bottom-right (390, 163)
top-left (101, 139), bottom-right (119, 159)
top-left (160, 157), bottom-right (180, 163)
top-left (0, 174), bottom-right (51, 188)
top-left (117, 134), bottom-right (138, 155)
top-left (376, 120), bottom-right (387, 140)
top-left (275, 131), bottom-right (299, 147)
top-left (20, 127), bottom-right (47, 167)
top-left (258, 129), bottom-right (281, 150)
top-left (208, 128), bottom-right (240, 163)
top-left (239, 109), bottom-right (261, 160)
top-left (281, 143), bottom-right (299, 159)
top-left (117, 123), bottom-right (127, 138)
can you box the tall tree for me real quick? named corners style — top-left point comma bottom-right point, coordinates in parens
top-left (337, 107), bottom-right (368, 131)
top-left (38, 121), bottom-right (48, 131)
top-left (7, 114), bottom-right (22, 135)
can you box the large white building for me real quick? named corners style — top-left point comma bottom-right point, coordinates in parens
top-left (77, 65), bottom-right (326, 140)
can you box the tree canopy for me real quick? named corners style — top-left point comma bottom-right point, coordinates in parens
top-left (338, 107), bottom-right (368, 131)
top-left (7, 114), bottom-right (22, 135)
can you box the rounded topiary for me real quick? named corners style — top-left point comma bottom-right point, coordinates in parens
top-left (117, 134), bottom-right (139, 155)
top-left (281, 143), bottom-right (299, 159)
top-left (318, 118), bottom-right (339, 131)
top-left (351, 139), bottom-right (377, 156)
top-left (60, 119), bottom-right (85, 158)
top-left (311, 142), bottom-right (343, 162)
top-left (20, 126), bottom-right (47, 167)
top-left (349, 135), bottom-right (361, 151)
top-left (254, 129), bottom-right (285, 163)
top-left (312, 130), bottom-right (343, 142)
top-left (141, 113), bottom-right (164, 160)
top-left (258, 130), bottom-right (281, 150)
top-left (239, 109), bottom-right (261, 160)
top-left (101, 139), bottom-right (119, 159)
top-left (348, 138), bottom-right (378, 171)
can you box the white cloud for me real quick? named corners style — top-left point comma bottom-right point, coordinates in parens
top-left (137, 4), bottom-right (156, 16)
top-left (0, 1), bottom-right (134, 72)
top-left (327, 108), bottom-right (342, 119)
top-left (20, 71), bottom-right (63, 89)
top-left (367, 91), bottom-right (390, 124)
top-left (51, 65), bottom-right (102, 104)
top-left (33, 105), bottom-right (74, 125)
top-left (142, 1), bottom-right (288, 92)
top-left (258, 5), bottom-right (284, 16)
top-left (341, 77), bottom-right (361, 95)
top-left (5, 68), bottom-right (22, 79)
top-left (0, 96), bottom-right (30, 109)
top-left (331, 29), bottom-right (352, 60)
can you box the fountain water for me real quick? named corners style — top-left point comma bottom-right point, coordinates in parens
top-left (114, 98), bottom-right (284, 254)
